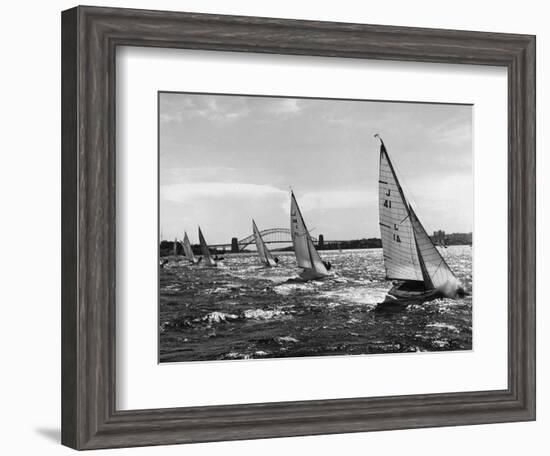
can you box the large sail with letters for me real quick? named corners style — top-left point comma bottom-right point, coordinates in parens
top-left (290, 191), bottom-right (328, 279)
top-left (376, 135), bottom-right (459, 295)
top-left (378, 144), bottom-right (423, 282)
top-left (198, 226), bottom-right (217, 267)
top-left (182, 231), bottom-right (197, 264)
top-left (253, 220), bottom-right (277, 267)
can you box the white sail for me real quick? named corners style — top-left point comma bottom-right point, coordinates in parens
top-left (182, 232), bottom-right (197, 263)
top-left (173, 238), bottom-right (178, 256)
top-left (198, 227), bottom-right (216, 267)
top-left (377, 136), bottom-right (459, 292)
top-left (409, 206), bottom-right (459, 292)
top-left (252, 220), bottom-right (276, 267)
top-left (290, 192), bottom-right (328, 277)
top-left (378, 143), bottom-right (423, 282)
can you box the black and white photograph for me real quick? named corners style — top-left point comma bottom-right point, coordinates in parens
top-left (0, 0), bottom-right (541, 453)
top-left (158, 92), bottom-right (473, 363)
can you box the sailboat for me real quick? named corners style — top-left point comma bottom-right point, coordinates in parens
top-left (182, 231), bottom-right (198, 264)
top-left (290, 191), bottom-right (330, 280)
top-left (172, 237), bottom-right (178, 256)
top-left (198, 226), bottom-right (217, 267)
top-left (252, 220), bottom-right (278, 267)
top-left (375, 134), bottom-right (464, 309)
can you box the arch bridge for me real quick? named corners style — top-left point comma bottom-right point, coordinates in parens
top-left (210, 228), bottom-right (318, 251)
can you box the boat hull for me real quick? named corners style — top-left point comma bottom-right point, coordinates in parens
top-left (298, 268), bottom-right (328, 281)
top-left (375, 281), bottom-right (443, 311)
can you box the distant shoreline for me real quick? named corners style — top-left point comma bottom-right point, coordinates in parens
top-left (160, 240), bottom-right (472, 257)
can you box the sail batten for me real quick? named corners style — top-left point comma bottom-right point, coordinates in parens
top-left (253, 220), bottom-right (276, 267)
top-left (290, 192), bottom-right (328, 277)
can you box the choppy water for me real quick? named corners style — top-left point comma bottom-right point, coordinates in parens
top-left (159, 245), bottom-right (472, 363)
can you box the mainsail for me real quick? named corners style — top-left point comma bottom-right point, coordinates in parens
top-left (377, 135), bottom-right (458, 291)
top-left (182, 231), bottom-right (197, 264)
top-left (252, 220), bottom-right (277, 267)
top-left (290, 191), bottom-right (328, 277)
top-left (198, 226), bottom-right (216, 267)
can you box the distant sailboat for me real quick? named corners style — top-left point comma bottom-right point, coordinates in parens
top-left (290, 191), bottom-right (329, 280)
top-left (182, 231), bottom-right (198, 264)
top-left (375, 134), bottom-right (464, 308)
top-left (252, 220), bottom-right (278, 267)
top-left (198, 226), bottom-right (217, 267)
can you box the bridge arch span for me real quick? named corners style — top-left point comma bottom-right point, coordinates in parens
top-left (238, 228), bottom-right (317, 250)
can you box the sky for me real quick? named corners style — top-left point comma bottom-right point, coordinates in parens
top-left (159, 92), bottom-right (472, 245)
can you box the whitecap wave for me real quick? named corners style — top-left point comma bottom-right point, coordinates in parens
top-left (223, 352), bottom-right (251, 360)
top-left (203, 311), bottom-right (239, 324)
top-left (426, 323), bottom-right (459, 332)
top-left (243, 309), bottom-right (285, 320)
top-left (318, 287), bottom-right (386, 306)
top-left (276, 336), bottom-right (299, 343)
top-left (274, 282), bottom-right (314, 295)
top-left (432, 339), bottom-right (451, 349)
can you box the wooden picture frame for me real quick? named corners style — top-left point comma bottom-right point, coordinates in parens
top-left (61, 5), bottom-right (536, 450)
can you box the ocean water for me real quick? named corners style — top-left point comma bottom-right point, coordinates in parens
top-left (159, 245), bottom-right (472, 362)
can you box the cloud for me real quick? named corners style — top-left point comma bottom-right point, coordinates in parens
top-left (290, 190), bottom-right (375, 213)
top-left (266, 98), bottom-right (302, 116)
top-left (161, 166), bottom-right (237, 184)
top-left (197, 98), bottom-right (250, 122)
top-left (401, 174), bottom-right (473, 233)
top-left (160, 96), bottom-right (250, 124)
top-left (159, 93), bottom-right (473, 240)
top-left (431, 112), bottom-right (472, 146)
top-left (160, 94), bottom-right (307, 129)
top-left (161, 182), bottom-right (287, 204)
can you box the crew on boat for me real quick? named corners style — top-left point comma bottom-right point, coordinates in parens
top-left (323, 261), bottom-right (332, 271)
